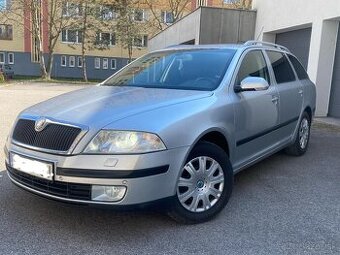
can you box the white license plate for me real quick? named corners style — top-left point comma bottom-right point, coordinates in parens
top-left (10, 153), bottom-right (54, 180)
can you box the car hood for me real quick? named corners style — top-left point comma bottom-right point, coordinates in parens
top-left (21, 86), bottom-right (213, 129)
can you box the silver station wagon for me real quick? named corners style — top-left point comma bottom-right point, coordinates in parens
top-left (4, 41), bottom-right (316, 223)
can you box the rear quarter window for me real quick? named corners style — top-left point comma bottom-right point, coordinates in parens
top-left (288, 55), bottom-right (309, 80)
top-left (266, 51), bottom-right (296, 84)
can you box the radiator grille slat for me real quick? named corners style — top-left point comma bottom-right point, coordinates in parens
top-left (12, 119), bottom-right (82, 152)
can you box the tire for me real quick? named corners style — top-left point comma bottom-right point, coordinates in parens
top-left (168, 141), bottom-right (233, 224)
top-left (285, 112), bottom-right (311, 156)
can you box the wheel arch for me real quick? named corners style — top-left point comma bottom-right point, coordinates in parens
top-left (304, 106), bottom-right (313, 121)
top-left (188, 128), bottom-right (231, 158)
top-left (196, 131), bottom-right (230, 157)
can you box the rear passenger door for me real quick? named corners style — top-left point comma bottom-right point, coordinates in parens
top-left (266, 51), bottom-right (303, 139)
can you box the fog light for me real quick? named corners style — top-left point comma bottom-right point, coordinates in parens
top-left (91, 185), bottom-right (126, 202)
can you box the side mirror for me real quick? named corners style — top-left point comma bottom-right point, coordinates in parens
top-left (235, 77), bottom-right (269, 93)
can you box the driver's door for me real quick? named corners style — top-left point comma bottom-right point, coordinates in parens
top-left (232, 50), bottom-right (280, 170)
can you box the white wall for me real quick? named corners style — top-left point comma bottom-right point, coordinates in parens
top-left (148, 9), bottom-right (202, 52)
top-left (253, 0), bottom-right (340, 117)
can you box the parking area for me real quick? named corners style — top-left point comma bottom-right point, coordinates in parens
top-left (0, 83), bottom-right (339, 255)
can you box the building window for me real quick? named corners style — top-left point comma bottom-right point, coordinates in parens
top-left (69, 56), bottom-right (75, 67)
top-left (62, 29), bottom-right (83, 43)
top-left (133, 9), bottom-right (145, 22)
top-left (0, 0), bottom-right (11, 10)
top-left (196, 0), bottom-right (207, 7)
top-left (161, 11), bottom-right (174, 24)
top-left (133, 35), bottom-right (148, 48)
top-left (223, 0), bottom-right (237, 4)
top-left (99, 5), bottom-right (117, 20)
top-left (77, 56), bottom-right (83, 68)
top-left (61, 55), bottom-right (67, 67)
top-left (96, 32), bottom-right (116, 46)
top-left (103, 58), bottom-right (108, 69)
top-left (62, 2), bottom-right (83, 17)
top-left (8, 52), bottom-right (14, 64)
top-left (111, 59), bottom-right (116, 70)
top-left (0, 52), bottom-right (5, 63)
top-left (94, 58), bottom-right (100, 69)
top-left (0, 24), bottom-right (13, 40)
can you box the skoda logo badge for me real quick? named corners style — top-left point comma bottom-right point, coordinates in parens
top-left (35, 117), bottom-right (48, 132)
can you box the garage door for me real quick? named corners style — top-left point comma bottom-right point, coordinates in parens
top-left (275, 28), bottom-right (312, 69)
top-left (329, 25), bottom-right (340, 118)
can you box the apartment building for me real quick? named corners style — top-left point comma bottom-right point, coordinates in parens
top-left (0, 0), bottom-right (233, 80)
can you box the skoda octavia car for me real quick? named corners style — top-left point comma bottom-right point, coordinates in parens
top-left (4, 41), bottom-right (316, 223)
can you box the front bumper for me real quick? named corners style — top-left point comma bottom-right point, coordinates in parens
top-left (5, 142), bottom-right (190, 206)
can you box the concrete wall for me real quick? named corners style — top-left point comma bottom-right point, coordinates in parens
top-left (149, 7), bottom-right (256, 51)
top-left (199, 8), bottom-right (256, 44)
top-left (148, 8), bottom-right (202, 51)
top-left (253, 0), bottom-right (340, 117)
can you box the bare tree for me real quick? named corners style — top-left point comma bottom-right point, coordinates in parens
top-left (1, 0), bottom-right (81, 79)
top-left (145, 0), bottom-right (191, 32)
top-left (114, 0), bottom-right (146, 61)
top-left (72, 0), bottom-right (117, 81)
top-left (46, 0), bottom-right (79, 79)
top-left (1, 0), bottom-right (48, 78)
top-left (225, 0), bottom-right (252, 9)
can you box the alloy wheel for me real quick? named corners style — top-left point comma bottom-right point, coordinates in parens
top-left (299, 117), bottom-right (310, 149)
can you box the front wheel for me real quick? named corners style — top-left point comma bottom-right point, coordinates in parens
top-left (285, 112), bottom-right (311, 156)
top-left (168, 142), bottom-right (233, 224)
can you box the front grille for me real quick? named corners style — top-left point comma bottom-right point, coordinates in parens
top-left (12, 119), bottom-right (82, 152)
top-left (7, 165), bottom-right (92, 201)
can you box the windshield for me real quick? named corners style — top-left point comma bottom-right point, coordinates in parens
top-left (103, 49), bottom-right (236, 91)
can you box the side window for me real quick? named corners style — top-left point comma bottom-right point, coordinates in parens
top-left (236, 50), bottom-right (270, 85)
top-left (267, 51), bottom-right (296, 84)
top-left (288, 55), bottom-right (309, 80)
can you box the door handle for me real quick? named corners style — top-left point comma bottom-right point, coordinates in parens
top-left (271, 96), bottom-right (279, 104)
top-left (298, 89), bottom-right (304, 96)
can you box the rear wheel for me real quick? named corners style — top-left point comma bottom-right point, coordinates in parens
top-left (168, 142), bottom-right (233, 224)
top-left (285, 112), bottom-right (311, 156)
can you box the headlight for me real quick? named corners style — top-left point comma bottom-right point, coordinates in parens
top-left (84, 130), bottom-right (166, 154)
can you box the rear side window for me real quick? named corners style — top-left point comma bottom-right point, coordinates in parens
top-left (267, 51), bottom-right (296, 84)
top-left (288, 55), bottom-right (309, 80)
top-left (236, 50), bottom-right (270, 85)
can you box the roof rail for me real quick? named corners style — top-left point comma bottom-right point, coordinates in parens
top-left (244, 40), bottom-right (290, 52)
